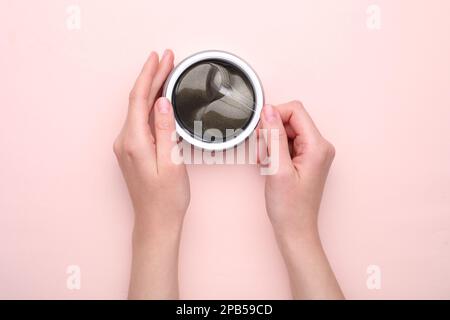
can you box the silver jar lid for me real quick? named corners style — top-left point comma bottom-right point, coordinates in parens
top-left (163, 50), bottom-right (264, 151)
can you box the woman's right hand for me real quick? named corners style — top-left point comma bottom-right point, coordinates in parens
top-left (260, 101), bottom-right (343, 299)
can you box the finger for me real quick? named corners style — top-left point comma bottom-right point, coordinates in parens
top-left (129, 52), bottom-right (159, 103)
top-left (255, 120), bottom-right (262, 134)
top-left (154, 97), bottom-right (178, 172)
top-left (148, 49), bottom-right (175, 108)
top-left (256, 127), bottom-right (268, 165)
top-left (276, 101), bottom-right (323, 143)
top-left (284, 123), bottom-right (296, 139)
top-left (260, 104), bottom-right (294, 175)
top-left (128, 52), bottom-right (159, 122)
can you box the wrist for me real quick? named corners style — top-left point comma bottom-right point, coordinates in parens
top-left (272, 220), bottom-right (322, 260)
top-left (269, 210), bottom-right (319, 244)
top-left (132, 208), bottom-right (185, 247)
top-left (133, 221), bottom-right (183, 245)
top-left (276, 226), bottom-right (320, 249)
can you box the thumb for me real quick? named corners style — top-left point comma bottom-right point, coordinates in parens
top-left (154, 97), bottom-right (179, 172)
top-left (260, 104), bottom-right (294, 176)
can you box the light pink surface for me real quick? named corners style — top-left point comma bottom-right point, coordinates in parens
top-left (1, 0), bottom-right (450, 299)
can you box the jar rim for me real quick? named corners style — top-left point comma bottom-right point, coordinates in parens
top-left (163, 50), bottom-right (264, 151)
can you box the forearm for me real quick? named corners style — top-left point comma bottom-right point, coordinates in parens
top-left (276, 226), bottom-right (344, 300)
top-left (128, 220), bottom-right (183, 300)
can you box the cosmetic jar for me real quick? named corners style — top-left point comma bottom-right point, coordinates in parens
top-left (163, 50), bottom-right (264, 150)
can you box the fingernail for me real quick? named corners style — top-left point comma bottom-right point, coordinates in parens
top-left (162, 49), bottom-right (170, 59)
top-left (158, 98), bottom-right (170, 114)
top-left (264, 104), bottom-right (276, 122)
top-left (150, 51), bottom-right (158, 60)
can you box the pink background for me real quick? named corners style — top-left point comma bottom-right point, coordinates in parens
top-left (1, 0), bottom-right (450, 299)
